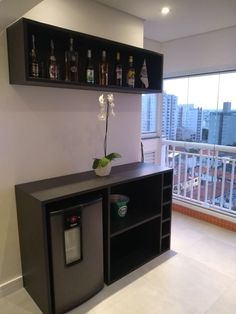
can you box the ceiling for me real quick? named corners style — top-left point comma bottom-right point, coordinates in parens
top-left (95, 0), bottom-right (236, 42)
top-left (1, 0), bottom-right (236, 42)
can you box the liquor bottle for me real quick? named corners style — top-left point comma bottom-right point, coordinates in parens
top-left (99, 50), bottom-right (109, 86)
top-left (86, 49), bottom-right (94, 84)
top-left (29, 34), bottom-right (39, 78)
top-left (65, 38), bottom-right (78, 81)
top-left (126, 55), bottom-right (135, 88)
top-left (115, 52), bottom-right (122, 86)
top-left (48, 39), bottom-right (59, 80)
top-left (140, 58), bottom-right (149, 88)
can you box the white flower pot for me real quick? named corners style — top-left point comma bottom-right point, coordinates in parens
top-left (94, 162), bottom-right (112, 176)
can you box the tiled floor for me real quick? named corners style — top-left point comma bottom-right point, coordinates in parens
top-left (1, 211), bottom-right (236, 314)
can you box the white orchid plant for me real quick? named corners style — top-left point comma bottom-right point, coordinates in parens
top-left (92, 93), bottom-right (121, 170)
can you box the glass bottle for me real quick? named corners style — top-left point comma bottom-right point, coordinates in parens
top-left (48, 39), bottom-right (59, 80)
top-left (115, 52), bottom-right (122, 86)
top-left (29, 34), bottom-right (39, 78)
top-left (86, 49), bottom-right (94, 84)
top-left (65, 38), bottom-right (78, 81)
top-left (99, 50), bottom-right (109, 86)
top-left (126, 55), bottom-right (135, 88)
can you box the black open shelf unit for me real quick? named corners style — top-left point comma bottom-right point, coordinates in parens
top-left (7, 18), bottom-right (163, 94)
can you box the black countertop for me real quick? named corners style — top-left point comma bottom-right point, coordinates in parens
top-left (15, 162), bottom-right (171, 202)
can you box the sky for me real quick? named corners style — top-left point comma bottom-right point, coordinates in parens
top-left (163, 72), bottom-right (236, 110)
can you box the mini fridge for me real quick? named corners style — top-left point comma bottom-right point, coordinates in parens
top-left (49, 197), bottom-right (104, 314)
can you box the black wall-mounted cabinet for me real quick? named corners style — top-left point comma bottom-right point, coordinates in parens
top-left (7, 18), bottom-right (163, 94)
top-left (15, 162), bottom-right (172, 314)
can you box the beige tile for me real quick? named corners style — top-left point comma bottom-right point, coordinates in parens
top-left (144, 254), bottom-right (233, 313)
top-left (182, 236), bottom-right (236, 279)
top-left (205, 280), bottom-right (236, 314)
top-left (0, 288), bottom-right (41, 313)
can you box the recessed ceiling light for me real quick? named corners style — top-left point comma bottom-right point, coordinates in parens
top-left (161, 6), bottom-right (170, 15)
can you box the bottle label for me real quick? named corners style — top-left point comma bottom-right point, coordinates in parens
top-left (70, 65), bottom-right (77, 73)
top-left (31, 62), bottom-right (39, 77)
top-left (87, 69), bottom-right (94, 83)
top-left (49, 64), bottom-right (58, 79)
top-left (116, 68), bottom-right (122, 80)
top-left (127, 71), bottom-right (135, 87)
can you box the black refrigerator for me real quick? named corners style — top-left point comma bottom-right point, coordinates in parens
top-left (49, 197), bottom-right (104, 314)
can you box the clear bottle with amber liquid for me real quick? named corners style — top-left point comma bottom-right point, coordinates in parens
top-left (99, 50), bottom-right (109, 86)
top-left (126, 55), bottom-right (135, 88)
top-left (29, 34), bottom-right (39, 78)
top-left (48, 39), bottom-right (59, 80)
top-left (115, 52), bottom-right (122, 86)
top-left (65, 38), bottom-right (78, 81)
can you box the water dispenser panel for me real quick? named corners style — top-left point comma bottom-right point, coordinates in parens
top-left (64, 209), bottom-right (82, 265)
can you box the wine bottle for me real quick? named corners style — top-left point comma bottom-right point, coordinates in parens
top-left (99, 50), bottom-right (109, 86)
top-left (48, 39), bottom-right (59, 80)
top-left (126, 55), bottom-right (135, 88)
top-left (115, 52), bottom-right (122, 86)
top-left (65, 38), bottom-right (78, 81)
top-left (29, 34), bottom-right (39, 78)
top-left (86, 49), bottom-right (94, 84)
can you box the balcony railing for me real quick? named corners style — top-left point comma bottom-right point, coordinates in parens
top-left (162, 139), bottom-right (236, 216)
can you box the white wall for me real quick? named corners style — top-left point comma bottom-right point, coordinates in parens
top-left (144, 37), bottom-right (162, 54)
top-left (0, 0), bottom-right (144, 288)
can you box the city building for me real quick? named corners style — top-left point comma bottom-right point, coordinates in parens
top-left (208, 102), bottom-right (236, 145)
top-left (162, 92), bottom-right (178, 140)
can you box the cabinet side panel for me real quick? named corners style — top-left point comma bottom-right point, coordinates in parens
top-left (15, 188), bottom-right (52, 314)
top-left (7, 19), bottom-right (27, 84)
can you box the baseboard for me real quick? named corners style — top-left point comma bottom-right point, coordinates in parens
top-left (173, 199), bottom-right (236, 232)
top-left (0, 276), bottom-right (23, 298)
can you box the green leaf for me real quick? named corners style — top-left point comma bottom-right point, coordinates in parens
top-left (92, 158), bottom-right (100, 169)
top-left (99, 157), bottom-right (110, 167)
top-left (92, 157), bottom-right (110, 169)
top-left (106, 152), bottom-right (121, 161)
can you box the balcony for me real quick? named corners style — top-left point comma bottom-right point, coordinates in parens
top-left (161, 139), bottom-right (236, 217)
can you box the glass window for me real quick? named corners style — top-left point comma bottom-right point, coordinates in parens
top-left (163, 72), bottom-right (236, 146)
top-left (141, 94), bottom-right (157, 136)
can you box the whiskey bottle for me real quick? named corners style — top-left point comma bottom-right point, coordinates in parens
top-left (29, 34), bottom-right (39, 78)
top-left (115, 52), bottom-right (122, 86)
top-left (48, 40), bottom-right (59, 80)
top-left (127, 55), bottom-right (135, 88)
top-left (86, 49), bottom-right (94, 84)
top-left (99, 50), bottom-right (109, 86)
top-left (65, 38), bottom-right (78, 81)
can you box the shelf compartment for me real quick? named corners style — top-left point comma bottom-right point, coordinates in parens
top-left (110, 176), bottom-right (162, 214)
top-left (110, 218), bottom-right (161, 282)
top-left (161, 235), bottom-right (171, 253)
top-left (162, 202), bottom-right (171, 220)
top-left (163, 187), bottom-right (172, 203)
top-left (162, 220), bottom-right (171, 236)
top-left (110, 207), bottom-right (161, 236)
top-left (163, 171), bottom-right (173, 187)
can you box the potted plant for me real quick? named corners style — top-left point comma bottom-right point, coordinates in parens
top-left (92, 93), bottom-right (121, 176)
